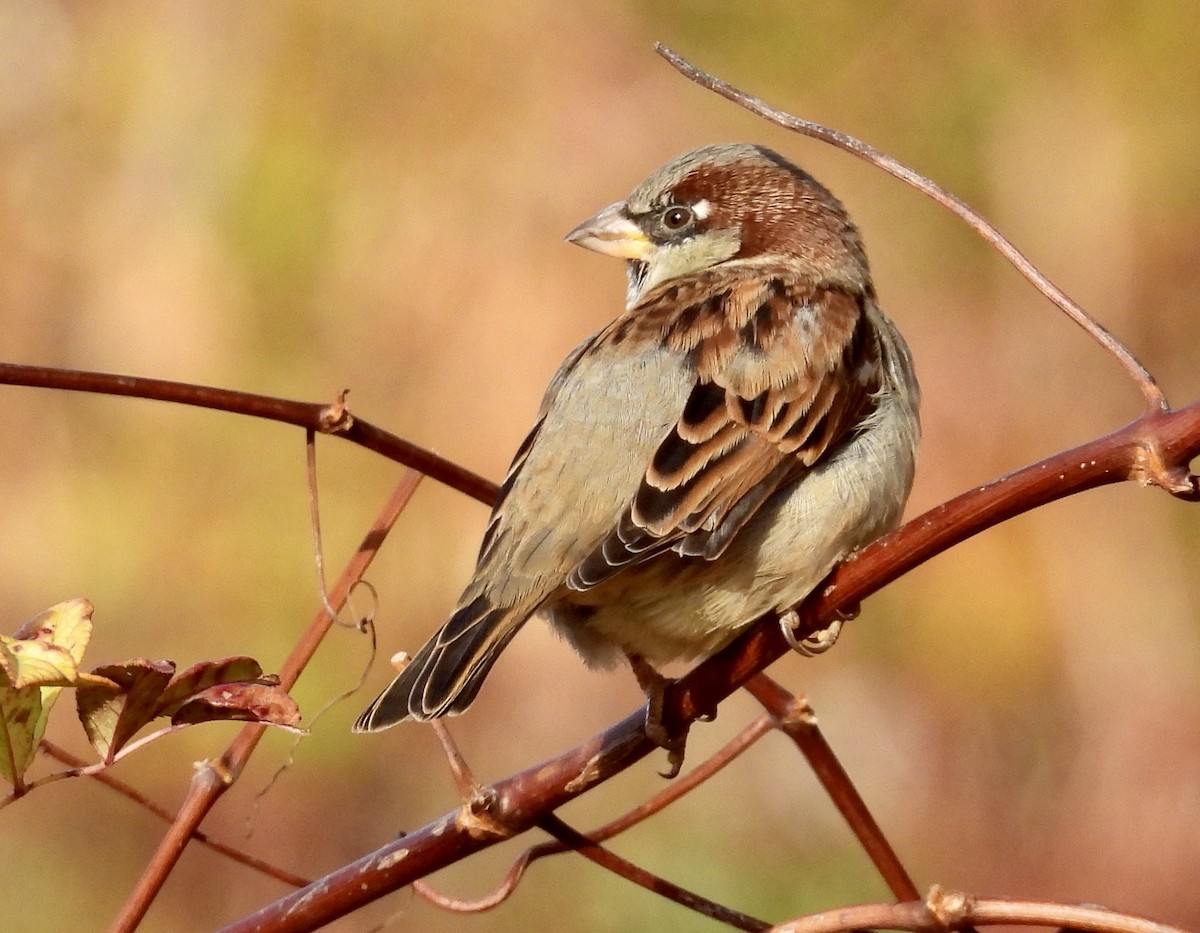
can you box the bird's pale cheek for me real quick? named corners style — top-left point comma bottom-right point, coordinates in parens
top-left (640, 230), bottom-right (741, 299)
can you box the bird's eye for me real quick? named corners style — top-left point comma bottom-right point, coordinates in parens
top-left (661, 206), bottom-right (693, 230)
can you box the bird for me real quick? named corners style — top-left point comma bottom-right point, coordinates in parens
top-left (354, 143), bottom-right (920, 768)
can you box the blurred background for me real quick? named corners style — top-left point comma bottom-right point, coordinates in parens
top-left (2, 2), bottom-right (1198, 930)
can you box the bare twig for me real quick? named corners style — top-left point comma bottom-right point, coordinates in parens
top-left (0, 363), bottom-right (494, 505)
top-left (770, 886), bottom-right (1192, 933)
top-left (432, 722), bottom-right (479, 800)
top-left (581, 713), bottom-right (774, 842)
top-left (40, 742), bottom-right (310, 889)
top-left (539, 813), bottom-right (771, 931)
top-left (744, 674), bottom-right (919, 902)
top-left (415, 714), bottom-right (774, 913)
top-left (2, 720), bottom-right (304, 813)
top-left (247, 581), bottom-right (383, 838)
top-left (305, 428), bottom-right (338, 622)
top-left (111, 470), bottom-right (423, 932)
top-left (654, 44), bottom-right (1168, 415)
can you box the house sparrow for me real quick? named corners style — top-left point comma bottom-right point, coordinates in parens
top-left (354, 144), bottom-right (920, 762)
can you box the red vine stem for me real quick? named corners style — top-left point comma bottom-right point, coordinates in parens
top-left (221, 402), bottom-right (1200, 933)
top-left (40, 742), bottom-right (310, 889)
top-left (0, 362), bottom-right (495, 506)
top-left (744, 674), bottom-right (919, 902)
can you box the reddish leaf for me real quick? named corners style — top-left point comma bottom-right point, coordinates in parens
top-left (155, 657), bottom-right (268, 717)
top-left (170, 683), bottom-right (301, 727)
top-left (73, 651), bottom-right (293, 762)
top-left (76, 659), bottom-right (175, 761)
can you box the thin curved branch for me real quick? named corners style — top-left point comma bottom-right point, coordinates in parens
top-left (654, 44), bottom-right (1167, 415)
top-left (539, 814), bottom-right (770, 931)
top-left (0, 362), bottom-right (496, 506)
top-left (579, 712), bottom-right (773, 843)
top-left (39, 742), bottom-right (310, 889)
top-left (770, 887), bottom-right (1191, 933)
top-left (744, 674), bottom-right (919, 903)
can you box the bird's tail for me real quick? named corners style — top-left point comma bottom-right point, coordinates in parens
top-left (352, 595), bottom-right (524, 732)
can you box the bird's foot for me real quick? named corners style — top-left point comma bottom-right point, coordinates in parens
top-left (779, 602), bottom-right (858, 657)
top-left (628, 654), bottom-right (689, 778)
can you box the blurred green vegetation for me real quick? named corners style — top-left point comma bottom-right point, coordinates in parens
top-left (1, 2), bottom-right (1198, 930)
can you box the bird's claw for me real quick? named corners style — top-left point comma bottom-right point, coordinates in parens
top-left (628, 653), bottom-right (690, 778)
top-left (644, 711), bottom-right (689, 779)
top-left (780, 609), bottom-right (847, 657)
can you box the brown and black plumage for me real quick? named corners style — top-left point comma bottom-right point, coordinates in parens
top-left (354, 144), bottom-right (919, 734)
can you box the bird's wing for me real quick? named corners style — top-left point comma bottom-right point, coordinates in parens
top-left (354, 326), bottom-right (697, 725)
top-left (566, 266), bottom-right (881, 590)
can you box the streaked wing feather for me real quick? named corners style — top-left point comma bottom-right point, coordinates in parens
top-left (566, 269), bottom-right (878, 592)
top-left (352, 595), bottom-right (522, 728)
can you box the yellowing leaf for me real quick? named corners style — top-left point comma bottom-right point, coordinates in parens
top-left (1, 598), bottom-right (96, 785)
top-left (0, 687), bottom-right (42, 785)
top-left (0, 638), bottom-right (79, 690)
top-left (12, 598), bottom-right (94, 665)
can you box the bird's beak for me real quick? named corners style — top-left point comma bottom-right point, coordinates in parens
top-left (565, 201), bottom-right (651, 260)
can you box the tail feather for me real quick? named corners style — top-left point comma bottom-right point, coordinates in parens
top-left (352, 596), bottom-right (524, 733)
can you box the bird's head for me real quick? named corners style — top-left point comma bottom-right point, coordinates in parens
top-left (566, 143), bottom-right (870, 308)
